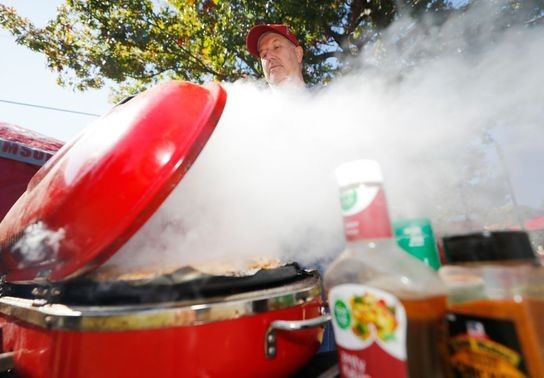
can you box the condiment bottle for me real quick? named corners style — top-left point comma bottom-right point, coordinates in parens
top-left (393, 217), bottom-right (442, 271)
top-left (324, 159), bottom-right (449, 378)
top-left (440, 231), bottom-right (544, 377)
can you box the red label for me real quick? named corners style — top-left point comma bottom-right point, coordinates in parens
top-left (343, 189), bottom-right (392, 241)
top-left (338, 344), bottom-right (408, 378)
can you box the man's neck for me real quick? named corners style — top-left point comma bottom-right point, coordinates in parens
top-left (270, 76), bottom-right (306, 93)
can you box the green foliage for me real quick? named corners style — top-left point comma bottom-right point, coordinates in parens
top-left (1, 0), bottom-right (541, 99)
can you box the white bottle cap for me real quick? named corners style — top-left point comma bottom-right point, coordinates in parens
top-left (335, 159), bottom-right (384, 187)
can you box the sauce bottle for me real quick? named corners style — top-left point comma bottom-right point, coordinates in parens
top-left (324, 159), bottom-right (449, 378)
top-left (440, 231), bottom-right (544, 377)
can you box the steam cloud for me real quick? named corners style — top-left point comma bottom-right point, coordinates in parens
top-left (105, 1), bottom-right (544, 273)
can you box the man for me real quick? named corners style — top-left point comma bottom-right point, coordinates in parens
top-left (247, 28), bottom-right (339, 361)
top-left (246, 24), bottom-right (306, 89)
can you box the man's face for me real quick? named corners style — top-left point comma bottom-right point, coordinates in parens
top-left (258, 32), bottom-right (303, 86)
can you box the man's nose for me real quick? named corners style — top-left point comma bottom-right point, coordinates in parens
top-left (263, 54), bottom-right (277, 64)
top-left (262, 48), bottom-right (279, 61)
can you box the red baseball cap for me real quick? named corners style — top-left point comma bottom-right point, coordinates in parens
top-left (246, 24), bottom-right (299, 58)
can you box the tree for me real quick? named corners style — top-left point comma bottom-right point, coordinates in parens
top-left (1, 0), bottom-right (541, 100)
top-left (1, 0), bottom-right (457, 99)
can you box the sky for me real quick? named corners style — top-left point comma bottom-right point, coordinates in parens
top-left (0, 1), bottom-right (111, 142)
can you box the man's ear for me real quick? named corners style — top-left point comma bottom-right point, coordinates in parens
top-left (295, 46), bottom-right (303, 63)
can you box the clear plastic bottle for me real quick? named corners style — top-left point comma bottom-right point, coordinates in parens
top-left (324, 159), bottom-right (449, 378)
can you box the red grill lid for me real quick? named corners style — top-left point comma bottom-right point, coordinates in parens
top-left (0, 81), bottom-right (227, 282)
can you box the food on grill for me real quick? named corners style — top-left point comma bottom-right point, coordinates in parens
top-left (87, 257), bottom-right (283, 281)
top-left (192, 257), bottom-right (283, 276)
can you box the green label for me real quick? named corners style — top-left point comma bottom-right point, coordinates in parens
top-left (393, 218), bottom-right (441, 270)
top-left (334, 299), bottom-right (351, 329)
top-left (340, 189), bottom-right (357, 211)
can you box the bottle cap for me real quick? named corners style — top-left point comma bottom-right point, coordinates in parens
top-left (335, 159), bottom-right (383, 187)
top-left (442, 231), bottom-right (536, 263)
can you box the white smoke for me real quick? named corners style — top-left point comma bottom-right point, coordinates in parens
top-left (104, 1), bottom-right (544, 273)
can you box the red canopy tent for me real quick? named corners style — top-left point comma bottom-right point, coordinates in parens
top-left (0, 122), bottom-right (64, 221)
top-left (523, 216), bottom-right (544, 231)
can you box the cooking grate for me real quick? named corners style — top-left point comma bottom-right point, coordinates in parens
top-left (0, 263), bottom-right (310, 305)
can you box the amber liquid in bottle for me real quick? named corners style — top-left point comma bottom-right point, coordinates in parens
top-left (403, 295), bottom-right (449, 378)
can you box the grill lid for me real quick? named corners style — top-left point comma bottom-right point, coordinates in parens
top-left (0, 81), bottom-right (227, 283)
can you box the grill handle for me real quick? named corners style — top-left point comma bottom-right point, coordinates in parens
top-left (265, 306), bottom-right (331, 359)
top-left (0, 352), bottom-right (14, 372)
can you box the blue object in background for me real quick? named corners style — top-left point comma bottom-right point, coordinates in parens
top-left (313, 258), bottom-right (337, 354)
top-left (318, 322), bottom-right (336, 353)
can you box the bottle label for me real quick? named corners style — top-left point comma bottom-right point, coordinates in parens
top-left (393, 218), bottom-right (441, 270)
top-left (446, 312), bottom-right (528, 377)
top-left (329, 284), bottom-right (408, 378)
top-left (340, 186), bottom-right (392, 240)
top-left (340, 185), bottom-right (379, 215)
